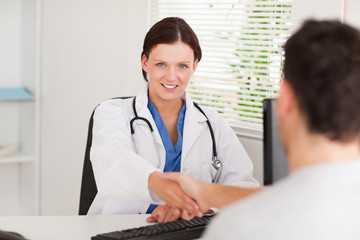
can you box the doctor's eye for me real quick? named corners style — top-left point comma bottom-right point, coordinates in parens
top-left (156, 63), bottom-right (165, 68)
top-left (179, 64), bottom-right (188, 69)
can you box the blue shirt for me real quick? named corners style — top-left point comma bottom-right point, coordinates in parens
top-left (146, 98), bottom-right (186, 214)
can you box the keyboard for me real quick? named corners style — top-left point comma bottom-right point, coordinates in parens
top-left (91, 214), bottom-right (215, 240)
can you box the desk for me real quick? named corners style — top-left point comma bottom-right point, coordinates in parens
top-left (0, 215), bottom-right (151, 240)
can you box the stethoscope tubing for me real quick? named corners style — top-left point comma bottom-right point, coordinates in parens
top-left (130, 96), bottom-right (222, 183)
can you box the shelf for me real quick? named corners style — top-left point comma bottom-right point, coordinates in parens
top-left (0, 0), bottom-right (39, 216)
top-left (0, 155), bottom-right (36, 165)
top-left (0, 87), bottom-right (34, 102)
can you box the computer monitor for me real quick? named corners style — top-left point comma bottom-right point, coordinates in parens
top-left (263, 98), bottom-right (288, 185)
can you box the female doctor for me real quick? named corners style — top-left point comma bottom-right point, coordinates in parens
top-left (88, 17), bottom-right (259, 222)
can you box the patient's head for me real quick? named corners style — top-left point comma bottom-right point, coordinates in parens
top-left (283, 19), bottom-right (360, 142)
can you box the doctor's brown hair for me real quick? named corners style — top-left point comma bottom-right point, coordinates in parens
top-left (283, 20), bottom-right (360, 142)
top-left (141, 17), bottom-right (202, 82)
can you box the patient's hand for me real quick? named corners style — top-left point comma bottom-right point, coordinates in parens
top-left (163, 173), bottom-right (261, 210)
top-left (162, 172), bottom-right (211, 213)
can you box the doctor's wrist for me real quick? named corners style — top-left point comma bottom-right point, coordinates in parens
top-left (148, 171), bottom-right (162, 192)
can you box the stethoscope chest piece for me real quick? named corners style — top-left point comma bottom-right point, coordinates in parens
top-left (212, 157), bottom-right (223, 183)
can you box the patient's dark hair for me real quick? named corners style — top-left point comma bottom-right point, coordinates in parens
top-left (141, 17), bottom-right (202, 81)
top-left (284, 19), bottom-right (360, 142)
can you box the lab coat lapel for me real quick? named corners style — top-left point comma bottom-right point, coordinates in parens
top-left (182, 94), bottom-right (207, 161)
top-left (135, 86), bottom-right (163, 147)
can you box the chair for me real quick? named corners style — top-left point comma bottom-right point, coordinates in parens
top-left (78, 96), bottom-right (132, 215)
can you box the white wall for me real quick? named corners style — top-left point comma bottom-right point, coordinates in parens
top-left (40, 0), bottom-right (147, 215)
top-left (292, 0), bottom-right (360, 31)
top-left (39, 0), bottom-right (359, 215)
top-left (292, 0), bottom-right (343, 32)
top-left (344, 0), bottom-right (360, 29)
top-left (238, 134), bottom-right (263, 184)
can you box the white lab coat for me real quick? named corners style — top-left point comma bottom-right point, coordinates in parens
top-left (88, 85), bottom-right (259, 215)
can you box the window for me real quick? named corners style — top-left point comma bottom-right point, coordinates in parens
top-left (149, 0), bottom-right (293, 134)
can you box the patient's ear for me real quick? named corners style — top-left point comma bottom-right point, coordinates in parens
top-left (277, 79), bottom-right (295, 118)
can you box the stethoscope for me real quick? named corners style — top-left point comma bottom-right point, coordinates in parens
top-left (129, 96), bottom-right (223, 183)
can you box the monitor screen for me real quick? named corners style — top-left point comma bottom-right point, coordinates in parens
top-left (263, 98), bottom-right (288, 185)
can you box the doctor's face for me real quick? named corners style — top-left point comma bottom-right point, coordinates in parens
top-left (141, 42), bottom-right (198, 103)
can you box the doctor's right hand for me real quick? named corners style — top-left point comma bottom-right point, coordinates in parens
top-left (146, 205), bottom-right (181, 223)
top-left (146, 205), bottom-right (202, 223)
top-left (148, 171), bottom-right (202, 220)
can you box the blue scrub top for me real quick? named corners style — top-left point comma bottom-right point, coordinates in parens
top-left (146, 98), bottom-right (186, 214)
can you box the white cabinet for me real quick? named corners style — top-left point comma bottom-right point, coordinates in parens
top-left (0, 0), bottom-right (39, 215)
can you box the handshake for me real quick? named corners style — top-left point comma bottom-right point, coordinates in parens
top-left (147, 171), bottom-right (259, 223)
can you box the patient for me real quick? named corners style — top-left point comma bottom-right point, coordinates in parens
top-left (164, 19), bottom-right (360, 239)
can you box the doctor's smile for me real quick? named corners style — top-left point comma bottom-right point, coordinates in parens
top-left (161, 84), bottom-right (177, 89)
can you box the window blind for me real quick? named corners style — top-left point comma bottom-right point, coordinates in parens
top-left (149, 0), bottom-right (293, 131)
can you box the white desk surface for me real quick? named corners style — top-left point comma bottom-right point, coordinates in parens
top-left (0, 214), bottom-right (152, 240)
